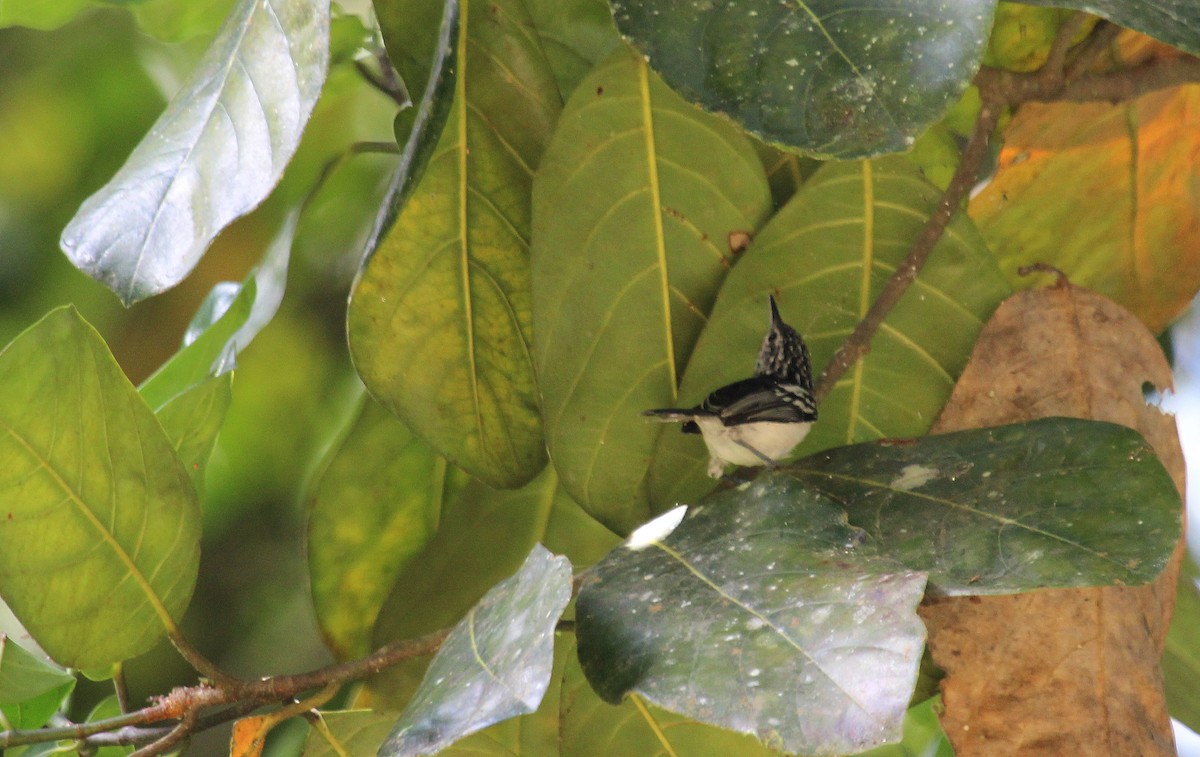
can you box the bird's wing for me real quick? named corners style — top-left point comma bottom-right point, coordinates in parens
top-left (701, 377), bottom-right (813, 425)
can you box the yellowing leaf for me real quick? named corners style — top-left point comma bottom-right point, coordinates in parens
top-left (970, 86), bottom-right (1200, 332)
top-left (0, 308), bottom-right (200, 668)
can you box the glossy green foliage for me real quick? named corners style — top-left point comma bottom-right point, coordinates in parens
top-left (380, 546), bottom-right (572, 756)
top-left (1022, 0), bottom-right (1200, 54)
top-left (577, 416), bottom-right (1178, 753)
top-left (351, 0), bottom-right (559, 488)
top-left (59, 0), bottom-right (327, 304)
top-left (611, 0), bottom-right (997, 157)
top-left (0, 309), bottom-right (200, 668)
top-left (532, 45), bottom-right (772, 534)
top-left (651, 157), bottom-right (1009, 509)
top-left (577, 481), bottom-right (928, 755)
top-left (792, 418), bottom-right (1182, 593)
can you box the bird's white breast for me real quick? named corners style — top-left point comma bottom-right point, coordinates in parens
top-left (694, 417), bottom-right (813, 472)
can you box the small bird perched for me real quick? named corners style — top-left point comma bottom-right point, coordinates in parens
top-left (643, 296), bottom-right (818, 478)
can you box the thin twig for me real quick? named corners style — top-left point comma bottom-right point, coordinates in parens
top-left (1040, 11), bottom-right (1093, 87)
top-left (1066, 20), bottom-right (1122, 79)
top-left (814, 98), bottom-right (1002, 401)
top-left (167, 632), bottom-right (239, 689)
top-left (129, 709), bottom-right (197, 757)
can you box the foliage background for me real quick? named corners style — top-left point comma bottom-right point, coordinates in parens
top-left (0, 2), bottom-right (395, 750)
top-left (1, 0), bottom-right (1199, 754)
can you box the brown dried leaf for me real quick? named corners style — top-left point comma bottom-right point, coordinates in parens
top-left (920, 282), bottom-right (1184, 755)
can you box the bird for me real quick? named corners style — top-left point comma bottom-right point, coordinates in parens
top-left (642, 295), bottom-right (818, 478)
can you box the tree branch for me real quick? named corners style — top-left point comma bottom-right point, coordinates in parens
top-left (814, 98), bottom-right (1002, 401)
top-left (816, 40), bottom-right (1200, 402)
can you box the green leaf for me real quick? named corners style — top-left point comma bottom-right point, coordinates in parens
top-left (791, 417), bottom-right (1181, 594)
top-left (0, 308), bottom-right (200, 668)
top-left (307, 394), bottom-right (457, 660)
top-left (305, 642), bottom-right (571, 756)
top-left (303, 710), bottom-right (396, 756)
top-left (372, 0), bottom-right (458, 216)
top-left (59, 0), bottom-right (328, 304)
top-left (131, 0), bottom-right (239, 41)
top-left (0, 635), bottom-right (76, 730)
top-left (350, 0), bottom-right (559, 488)
top-left (0, 0), bottom-right (94, 29)
top-left (139, 209), bottom-right (294, 409)
top-left (541, 488), bottom-right (622, 570)
top-left (524, 0), bottom-right (621, 99)
top-left (532, 45), bottom-right (773, 534)
top-left (1021, 0), bottom-right (1200, 55)
top-left (154, 373), bottom-right (232, 494)
top-left (857, 697), bottom-right (953, 757)
top-left (83, 695), bottom-right (134, 757)
top-left (611, 0), bottom-right (997, 158)
top-left (1165, 557), bottom-right (1200, 731)
top-left (380, 545), bottom-right (572, 756)
top-left (368, 465), bottom-right (558, 707)
top-left (577, 479), bottom-right (928, 755)
top-left (983, 4), bottom-right (1081, 72)
top-left (560, 642), bottom-right (778, 756)
top-left (651, 157), bottom-right (1009, 509)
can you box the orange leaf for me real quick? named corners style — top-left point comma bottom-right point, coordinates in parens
top-left (230, 715), bottom-right (274, 757)
top-left (970, 86), bottom-right (1200, 332)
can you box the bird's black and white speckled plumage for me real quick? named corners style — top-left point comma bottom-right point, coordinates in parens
top-left (643, 295), bottom-right (818, 477)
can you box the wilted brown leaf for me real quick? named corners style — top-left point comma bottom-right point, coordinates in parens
top-left (970, 85), bottom-right (1200, 333)
top-left (920, 281), bottom-right (1184, 755)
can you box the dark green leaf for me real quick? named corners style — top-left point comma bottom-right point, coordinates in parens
top-left (577, 479), bottom-right (928, 755)
top-left (611, 0), bottom-right (997, 157)
top-left (380, 545), bottom-right (572, 756)
top-left (307, 394), bottom-right (456, 660)
top-left (650, 157), bottom-right (1009, 509)
top-left (532, 45), bottom-right (772, 534)
top-left (0, 636), bottom-right (76, 730)
top-left (372, 0), bottom-right (458, 218)
top-left (1022, 0), bottom-right (1200, 55)
top-left (350, 0), bottom-right (558, 488)
top-left (0, 308), bottom-right (200, 668)
top-left (791, 417), bottom-right (1181, 594)
top-left (59, 0), bottom-right (327, 304)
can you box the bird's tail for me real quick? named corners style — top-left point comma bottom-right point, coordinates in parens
top-left (641, 408), bottom-right (695, 422)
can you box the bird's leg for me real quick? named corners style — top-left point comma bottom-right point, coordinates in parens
top-left (733, 439), bottom-right (776, 468)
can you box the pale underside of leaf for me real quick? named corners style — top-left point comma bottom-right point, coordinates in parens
top-left (59, 0), bottom-right (328, 304)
